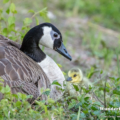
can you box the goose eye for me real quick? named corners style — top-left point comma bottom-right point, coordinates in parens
top-left (54, 33), bottom-right (58, 38)
top-left (73, 74), bottom-right (77, 77)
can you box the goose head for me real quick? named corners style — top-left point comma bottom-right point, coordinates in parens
top-left (20, 23), bottom-right (72, 62)
top-left (66, 68), bottom-right (83, 84)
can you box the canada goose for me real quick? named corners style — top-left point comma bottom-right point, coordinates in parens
top-left (65, 68), bottom-right (92, 98)
top-left (0, 23), bottom-right (72, 102)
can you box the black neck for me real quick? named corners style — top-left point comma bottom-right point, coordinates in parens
top-left (20, 25), bottom-right (46, 62)
top-left (21, 46), bottom-right (46, 62)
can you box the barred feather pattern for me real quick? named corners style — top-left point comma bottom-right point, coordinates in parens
top-left (0, 35), bottom-right (51, 102)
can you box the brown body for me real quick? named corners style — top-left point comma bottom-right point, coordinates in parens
top-left (0, 35), bottom-right (50, 102)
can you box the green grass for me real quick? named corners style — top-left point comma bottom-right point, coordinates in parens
top-left (57, 0), bottom-right (120, 32)
top-left (0, 0), bottom-right (120, 119)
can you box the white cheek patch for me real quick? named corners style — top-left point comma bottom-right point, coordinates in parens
top-left (39, 26), bottom-right (53, 49)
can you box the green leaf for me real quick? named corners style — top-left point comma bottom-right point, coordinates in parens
top-left (39, 7), bottom-right (47, 14)
top-left (6, 8), bottom-right (10, 14)
top-left (42, 89), bottom-right (50, 96)
top-left (8, 16), bottom-right (15, 26)
top-left (93, 101), bottom-right (102, 106)
top-left (116, 77), bottom-right (120, 81)
top-left (0, 16), bottom-right (6, 21)
top-left (68, 103), bottom-right (76, 109)
top-left (2, 28), bottom-right (8, 36)
top-left (81, 112), bottom-right (86, 118)
top-left (12, 94), bottom-right (18, 99)
top-left (109, 77), bottom-right (117, 81)
top-left (73, 84), bottom-right (79, 91)
top-left (27, 95), bottom-right (33, 99)
top-left (47, 97), bottom-right (55, 104)
top-left (3, 0), bottom-right (9, 4)
top-left (41, 46), bottom-right (45, 51)
top-left (0, 115), bottom-right (3, 119)
top-left (9, 23), bottom-right (15, 31)
top-left (84, 97), bottom-right (90, 101)
top-left (70, 114), bottom-right (77, 120)
top-left (93, 110), bottom-right (101, 115)
top-left (15, 101), bottom-right (22, 107)
top-left (0, 8), bottom-right (3, 15)
top-left (3, 28), bottom-right (7, 33)
top-left (52, 80), bottom-right (61, 87)
top-left (23, 18), bottom-right (32, 26)
top-left (28, 9), bottom-right (35, 14)
top-left (57, 63), bottom-right (62, 68)
top-left (113, 89), bottom-right (120, 95)
top-left (39, 7), bottom-right (50, 22)
top-left (1, 85), bottom-right (10, 93)
top-left (100, 70), bottom-right (103, 74)
top-left (0, 99), bottom-right (8, 105)
top-left (17, 93), bottom-right (27, 100)
top-left (99, 86), bottom-right (110, 92)
top-left (13, 10), bottom-right (17, 14)
top-left (91, 105), bottom-right (98, 111)
top-left (87, 67), bottom-right (95, 78)
top-left (63, 71), bottom-right (66, 75)
top-left (10, 3), bottom-right (16, 13)
top-left (3, 107), bottom-right (9, 117)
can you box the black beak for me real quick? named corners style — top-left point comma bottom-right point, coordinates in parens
top-left (55, 42), bottom-right (72, 61)
top-left (66, 77), bottom-right (72, 81)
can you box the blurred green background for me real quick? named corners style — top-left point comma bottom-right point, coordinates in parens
top-left (0, 0), bottom-right (120, 76)
top-left (3, 0), bottom-right (120, 31)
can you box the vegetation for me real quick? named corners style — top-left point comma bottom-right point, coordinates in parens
top-left (57, 0), bottom-right (120, 31)
top-left (0, 0), bottom-right (120, 119)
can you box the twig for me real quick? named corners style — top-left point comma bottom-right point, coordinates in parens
top-left (116, 49), bottom-right (120, 78)
top-left (31, 11), bottom-right (40, 19)
top-left (104, 80), bottom-right (107, 108)
top-left (92, 91), bottom-right (104, 105)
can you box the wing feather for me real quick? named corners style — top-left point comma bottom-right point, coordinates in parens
top-left (0, 35), bottom-right (50, 102)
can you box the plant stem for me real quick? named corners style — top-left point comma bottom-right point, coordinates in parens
top-left (116, 49), bottom-right (120, 78)
top-left (104, 81), bottom-right (106, 108)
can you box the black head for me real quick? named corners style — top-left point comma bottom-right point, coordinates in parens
top-left (20, 23), bottom-right (72, 61)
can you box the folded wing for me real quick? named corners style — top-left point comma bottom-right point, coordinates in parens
top-left (0, 35), bottom-right (50, 102)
